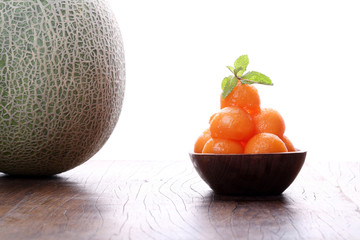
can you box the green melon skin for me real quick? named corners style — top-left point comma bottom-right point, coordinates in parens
top-left (0, 0), bottom-right (125, 176)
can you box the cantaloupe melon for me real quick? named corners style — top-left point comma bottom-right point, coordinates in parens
top-left (0, 0), bottom-right (125, 175)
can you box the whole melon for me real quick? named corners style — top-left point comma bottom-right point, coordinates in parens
top-left (0, 0), bottom-right (125, 176)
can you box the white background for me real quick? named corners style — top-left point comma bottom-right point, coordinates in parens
top-left (92, 0), bottom-right (360, 163)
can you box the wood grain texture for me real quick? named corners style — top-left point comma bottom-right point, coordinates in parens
top-left (0, 159), bottom-right (359, 240)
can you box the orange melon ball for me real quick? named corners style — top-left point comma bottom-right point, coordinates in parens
top-left (253, 108), bottom-right (285, 137)
top-left (210, 107), bottom-right (254, 141)
top-left (194, 129), bottom-right (211, 153)
top-left (209, 113), bottom-right (216, 123)
top-left (281, 135), bottom-right (296, 152)
top-left (244, 133), bottom-right (288, 154)
top-left (202, 138), bottom-right (244, 154)
top-left (220, 81), bottom-right (261, 115)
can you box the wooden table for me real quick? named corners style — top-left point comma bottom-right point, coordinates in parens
top-left (0, 158), bottom-right (359, 240)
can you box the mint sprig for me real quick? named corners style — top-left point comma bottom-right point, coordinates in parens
top-left (221, 55), bottom-right (273, 99)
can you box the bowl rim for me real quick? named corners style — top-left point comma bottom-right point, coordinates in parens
top-left (189, 150), bottom-right (307, 157)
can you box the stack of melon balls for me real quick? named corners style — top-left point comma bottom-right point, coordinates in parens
top-left (194, 55), bottom-right (295, 154)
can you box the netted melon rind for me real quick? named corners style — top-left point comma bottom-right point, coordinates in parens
top-left (0, 0), bottom-right (125, 175)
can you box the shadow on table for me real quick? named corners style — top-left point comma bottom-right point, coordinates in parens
top-left (0, 173), bottom-right (93, 202)
top-left (212, 192), bottom-right (291, 203)
top-left (0, 173), bottom-right (114, 239)
top-left (192, 192), bottom-right (303, 239)
top-left (200, 190), bottom-right (294, 212)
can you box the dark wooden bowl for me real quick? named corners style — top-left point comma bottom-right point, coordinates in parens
top-left (189, 151), bottom-right (306, 196)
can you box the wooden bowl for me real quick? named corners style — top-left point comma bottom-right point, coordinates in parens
top-left (189, 151), bottom-right (306, 196)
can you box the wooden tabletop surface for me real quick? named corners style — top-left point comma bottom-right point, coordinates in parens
top-left (0, 157), bottom-right (359, 240)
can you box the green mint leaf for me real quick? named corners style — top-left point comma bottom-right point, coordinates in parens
top-left (234, 67), bottom-right (244, 78)
top-left (234, 55), bottom-right (249, 73)
top-left (222, 76), bottom-right (238, 99)
top-left (226, 66), bottom-right (234, 74)
top-left (221, 76), bottom-right (229, 90)
top-left (241, 71), bottom-right (273, 85)
top-left (221, 75), bottom-right (234, 90)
